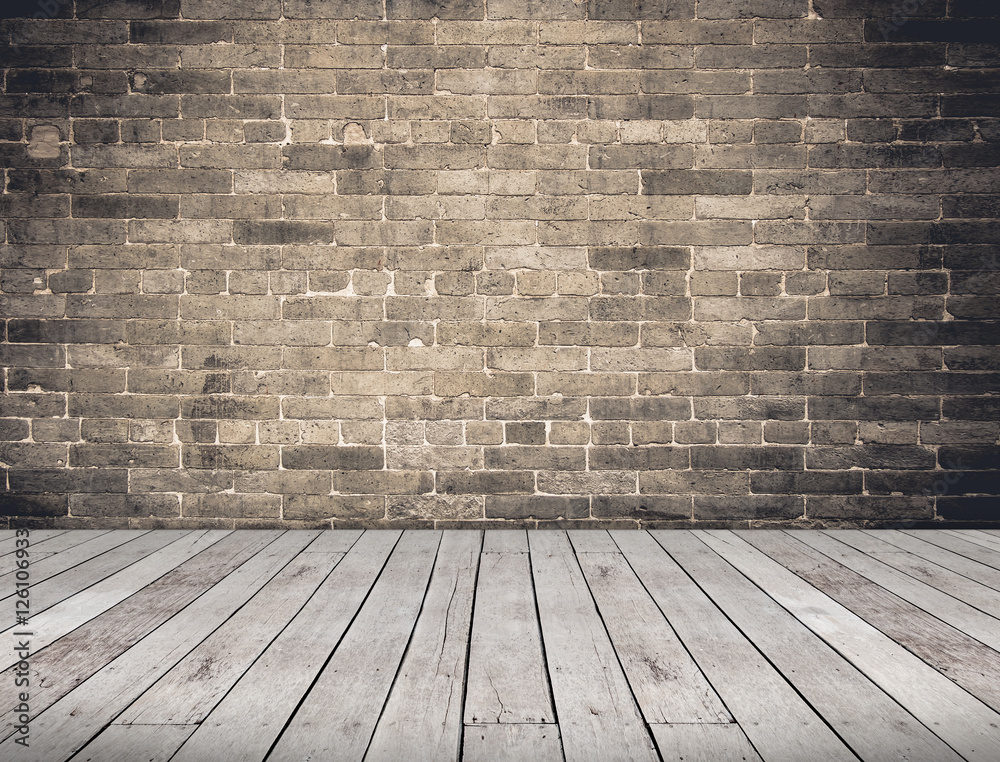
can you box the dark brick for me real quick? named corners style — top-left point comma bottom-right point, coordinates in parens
top-left (282, 445), bottom-right (384, 470)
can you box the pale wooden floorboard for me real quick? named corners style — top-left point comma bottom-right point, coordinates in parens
top-left (2, 532), bottom-right (309, 762)
top-left (650, 724), bottom-right (762, 762)
top-left (742, 530), bottom-right (1000, 713)
top-left (0, 530), bottom-right (209, 665)
top-left (365, 531), bottom-right (481, 762)
top-left (626, 530), bottom-right (855, 762)
top-left (0, 530), bottom-right (148, 594)
top-left (869, 529), bottom-right (1000, 596)
top-left (529, 530), bottom-right (659, 762)
top-left (464, 540), bottom-right (554, 724)
top-left (73, 724), bottom-right (196, 762)
top-left (462, 723), bottom-right (563, 762)
top-left (834, 530), bottom-right (1000, 620)
top-left (710, 530), bottom-right (1000, 762)
top-left (676, 531), bottom-right (962, 761)
top-left (0, 530), bottom-right (997, 761)
top-left (902, 528), bottom-right (1000, 571)
top-left (115, 532), bottom-right (329, 725)
top-left (795, 530), bottom-right (1000, 652)
top-left (0, 531), bottom-right (277, 747)
top-left (0, 529), bottom-right (67, 558)
top-left (482, 529), bottom-right (528, 554)
top-left (0, 531), bottom-right (183, 628)
top-left (0, 530), bottom-right (104, 564)
top-left (171, 530), bottom-right (400, 762)
top-left (572, 541), bottom-right (732, 724)
top-left (268, 530), bottom-right (441, 761)
top-left (946, 529), bottom-right (1000, 551)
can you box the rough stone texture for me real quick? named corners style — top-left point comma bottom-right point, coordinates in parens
top-left (1, 1), bottom-right (998, 528)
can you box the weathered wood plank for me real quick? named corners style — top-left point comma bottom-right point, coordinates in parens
top-left (171, 530), bottom-right (401, 762)
top-left (0, 530), bottom-right (148, 595)
top-left (0, 531), bottom-right (312, 762)
top-left (740, 529), bottom-right (1000, 712)
top-left (664, 531), bottom-right (962, 761)
top-left (483, 529), bottom-right (528, 554)
top-left (567, 529), bottom-right (619, 553)
top-left (464, 548), bottom-right (553, 724)
top-left (794, 530), bottom-right (1000, 652)
top-left (650, 723), bottom-right (761, 762)
top-left (528, 530), bottom-right (658, 762)
top-left (575, 549), bottom-right (732, 724)
top-left (0, 530), bottom-right (67, 558)
top-left (463, 724), bottom-right (563, 762)
top-left (948, 529), bottom-right (1000, 552)
top-left (117, 533), bottom-right (331, 725)
top-left (904, 529), bottom-right (1000, 571)
top-left (268, 530), bottom-right (441, 761)
top-left (712, 529), bottom-right (1000, 762)
top-left (365, 531), bottom-right (481, 762)
top-left (0, 529), bottom-right (96, 561)
top-left (613, 530), bottom-right (855, 762)
top-left (0, 530), bottom-right (211, 666)
top-left (74, 725), bottom-right (196, 762)
top-left (302, 529), bottom-right (363, 553)
top-left (834, 530), bottom-right (1000, 619)
top-left (865, 530), bottom-right (1000, 596)
top-left (0, 530), bottom-right (184, 630)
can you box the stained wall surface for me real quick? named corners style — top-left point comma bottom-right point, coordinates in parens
top-left (1, 0), bottom-right (998, 528)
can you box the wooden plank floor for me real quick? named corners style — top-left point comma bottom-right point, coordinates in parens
top-left (2, 529), bottom-right (1000, 761)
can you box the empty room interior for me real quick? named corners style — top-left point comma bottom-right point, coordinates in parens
top-left (0, 0), bottom-right (999, 759)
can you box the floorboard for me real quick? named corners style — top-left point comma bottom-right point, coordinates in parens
top-left (682, 531), bottom-right (962, 761)
top-left (0, 528), bottom-right (996, 761)
top-left (741, 529), bottom-right (1000, 713)
top-left (171, 530), bottom-right (400, 762)
top-left (268, 530), bottom-right (441, 761)
top-left (464, 539), bottom-right (553, 724)
top-left (713, 530), bottom-right (1000, 762)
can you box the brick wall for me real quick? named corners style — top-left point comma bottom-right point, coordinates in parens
top-left (1, 0), bottom-right (998, 528)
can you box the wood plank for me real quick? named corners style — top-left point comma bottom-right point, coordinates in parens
top-left (661, 531), bottom-right (962, 761)
top-left (793, 529), bottom-right (1000, 652)
top-left (950, 529), bottom-right (1000, 551)
top-left (464, 548), bottom-right (553, 724)
top-left (74, 725), bottom-right (196, 762)
top-left (904, 529), bottom-right (1000, 571)
top-left (0, 531), bottom-right (313, 761)
top-left (650, 724), bottom-right (761, 762)
top-left (574, 550), bottom-right (732, 724)
top-left (0, 529), bottom-right (94, 561)
top-left (268, 530), bottom-right (442, 761)
top-left (0, 530), bottom-right (67, 558)
top-left (301, 528), bottom-right (363, 553)
top-left (567, 529), bottom-right (619, 553)
top-left (0, 531), bottom-right (271, 741)
top-left (740, 530), bottom-right (1000, 713)
top-left (171, 530), bottom-right (401, 762)
top-left (833, 530), bottom-right (1000, 619)
top-left (866, 530), bottom-right (1000, 594)
top-left (117, 534), bottom-right (332, 725)
top-left (0, 530), bottom-right (211, 666)
top-left (483, 529), bottom-right (528, 554)
top-left (365, 530), bottom-right (481, 762)
top-left (528, 530), bottom-right (658, 762)
top-left (0, 530), bottom-right (149, 595)
top-left (613, 530), bottom-right (855, 762)
top-left (709, 529), bottom-right (1000, 762)
top-left (0, 530), bottom-right (184, 628)
top-left (463, 724), bottom-right (563, 762)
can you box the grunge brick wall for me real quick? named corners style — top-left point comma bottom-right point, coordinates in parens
top-left (1, 0), bottom-right (998, 528)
